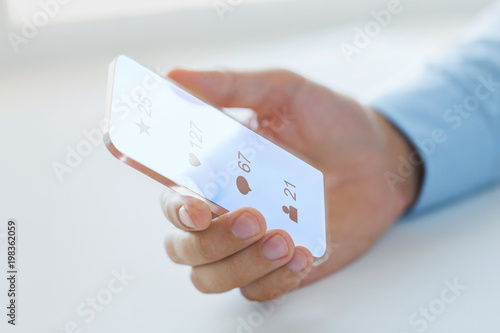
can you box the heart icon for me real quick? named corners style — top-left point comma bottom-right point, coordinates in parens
top-left (189, 153), bottom-right (201, 167)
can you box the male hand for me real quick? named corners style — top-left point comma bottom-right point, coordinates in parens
top-left (161, 69), bottom-right (422, 301)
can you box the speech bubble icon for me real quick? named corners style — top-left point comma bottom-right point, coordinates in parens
top-left (236, 176), bottom-right (251, 195)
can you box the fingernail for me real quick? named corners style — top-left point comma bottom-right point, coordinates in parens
top-left (232, 213), bottom-right (260, 240)
top-left (262, 235), bottom-right (288, 261)
top-left (179, 205), bottom-right (196, 229)
top-left (287, 251), bottom-right (308, 274)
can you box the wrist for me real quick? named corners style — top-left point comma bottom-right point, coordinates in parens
top-left (370, 108), bottom-right (423, 212)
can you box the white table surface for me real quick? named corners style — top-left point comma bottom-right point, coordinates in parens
top-left (1, 13), bottom-right (499, 333)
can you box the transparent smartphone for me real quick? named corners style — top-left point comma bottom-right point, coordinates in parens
top-left (104, 56), bottom-right (328, 260)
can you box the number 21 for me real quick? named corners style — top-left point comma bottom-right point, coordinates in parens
top-left (284, 180), bottom-right (296, 201)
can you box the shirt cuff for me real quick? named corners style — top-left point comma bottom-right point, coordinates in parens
top-left (371, 70), bottom-right (498, 215)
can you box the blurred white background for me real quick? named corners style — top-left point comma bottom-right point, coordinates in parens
top-left (1, 0), bottom-right (500, 332)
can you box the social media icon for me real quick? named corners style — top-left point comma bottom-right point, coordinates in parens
top-left (236, 176), bottom-right (252, 195)
top-left (282, 205), bottom-right (298, 223)
top-left (135, 118), bottom-right (151, 136)
top-left (189, 152), bottom-right (201, 167)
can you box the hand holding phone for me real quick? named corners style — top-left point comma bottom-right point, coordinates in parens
top-left (104, 56), bottom-right (327, 258)
top-left (104, 56), bottom-right (417, 301)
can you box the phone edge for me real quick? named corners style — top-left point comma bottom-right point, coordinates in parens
top-left (103, 56), bottom-right (228, 219)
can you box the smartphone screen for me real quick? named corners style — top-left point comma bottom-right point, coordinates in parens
top-left (104, 56), bottom-right (327, 258)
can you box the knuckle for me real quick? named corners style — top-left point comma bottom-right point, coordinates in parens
top-left (164, 236), bottom-right (183, 264)
top-left (190, 269), bottom-right (212, 294)
top-left (190, 261), bottom-right (243, 294)
top-left (240, 288), bottom-right (258, 301)
top-left (274, 69), bottom-right (302, 82)
top-left (267, 287), bottom-right (286, 301)
top-left (190, 268), bottom-right (226, 294)
top-left (225, 257), bottom-right (248, 288)
top-left (275, 68), bottom-right (296, 77)
top-left (192, 234), bottom-right (218, 262)
top-left (240, 286), bottom-right (282, 302)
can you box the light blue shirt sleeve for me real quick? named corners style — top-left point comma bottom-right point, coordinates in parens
top-left (371, 2), bottom-right (500, 214)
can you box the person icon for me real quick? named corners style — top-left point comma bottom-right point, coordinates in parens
top-left (282, 205), bottom-right (298, 223)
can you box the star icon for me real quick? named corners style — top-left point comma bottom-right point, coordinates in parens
top-left (135, 119), bottom-right (151, 136)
